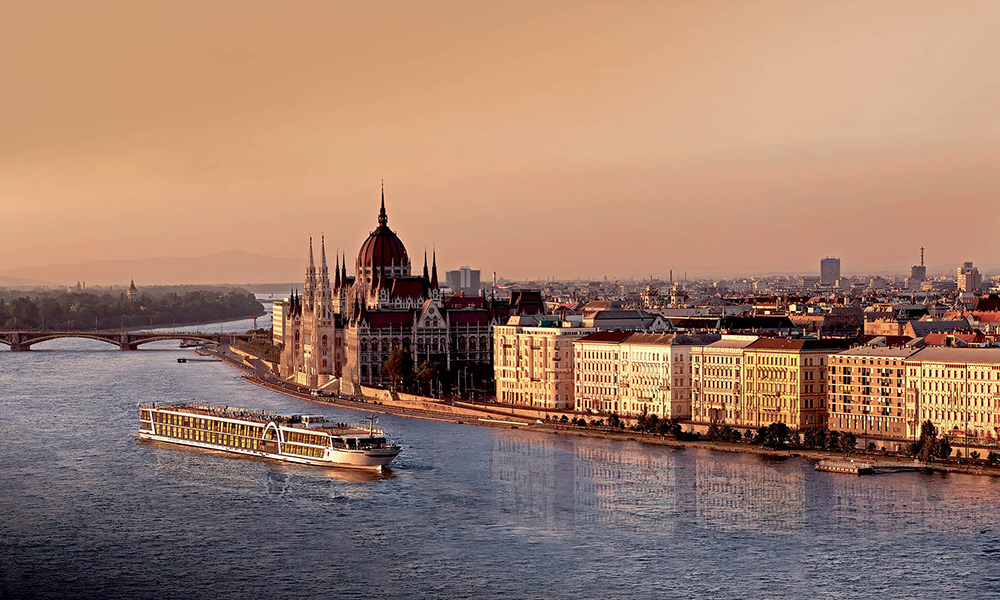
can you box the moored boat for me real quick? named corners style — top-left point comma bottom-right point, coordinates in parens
top-left (138, 403), bottom-right (400, 470)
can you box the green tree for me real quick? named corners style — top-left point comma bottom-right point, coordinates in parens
top-left (414, 360), bottom-right (438, 395)
top-left (757, 423), bottom-right (791, 449)
top-left (804, 427), bottom-right (829, 449)
top-left (383, 348), bottom-right (414, 391)
top-left (838, 432), bottom-right (857, 453)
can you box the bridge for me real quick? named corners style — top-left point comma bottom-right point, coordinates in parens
top-left (0, 330), bottom-right (257, 351)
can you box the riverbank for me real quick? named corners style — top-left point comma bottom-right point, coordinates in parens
top-left (200, 345), bottom-right (1000, 477)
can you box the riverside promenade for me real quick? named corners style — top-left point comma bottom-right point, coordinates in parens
top-left (197, 344), bottom-right (1000, 478)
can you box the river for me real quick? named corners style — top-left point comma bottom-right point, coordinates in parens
top-left (2, 323), bottom-right (1000, 598)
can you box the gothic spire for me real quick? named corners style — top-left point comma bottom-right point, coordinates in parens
top-left (308, 236), bottom-right (315, 271)
top-left (342, 252), bottom-right (347, 283)
top-left (334, 251), bottom-right (341, 289)
top-left (378, 180), bottom-right (387, 227)
top-left (320, 235), bottom-right (327, 271)
top-left (423, 248), bottom-right (429, 279)
top-left (431, 248), bottom-right (439, 289)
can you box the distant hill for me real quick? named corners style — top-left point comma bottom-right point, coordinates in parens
top-left (0, 275), bottom-right (61, 288)
top-left (0, 251), bottom-right (303, 286)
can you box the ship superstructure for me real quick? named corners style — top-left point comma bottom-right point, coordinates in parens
top-left (138, 403), bottom-right (400, 469)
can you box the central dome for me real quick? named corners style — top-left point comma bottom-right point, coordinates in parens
top-left (357, 192), bottom-right (408, 275)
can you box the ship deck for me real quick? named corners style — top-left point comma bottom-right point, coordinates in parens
top-left (141, 403), bottom-right (384, 437)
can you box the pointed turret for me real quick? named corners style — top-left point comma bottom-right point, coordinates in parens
top-left (334, 252), bottom-right (341, 289)
top-left (320, 235), bottom-right (327, 272)
top-left (378, 181), bottom-right (387, 227)
top-left (342, 252), bottom-right (347, 283)
top-left (423, 249), bottom-right (429, 279)
top-left (304, 237), bottom-right (317, 311)
top-left (431, 249), bottom-right (439, 289)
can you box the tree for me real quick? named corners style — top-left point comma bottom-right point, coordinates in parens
top-left (804, 427), bottom-right (829, 449)
top-left (911, 420), bottom-right (948, 462)
top-left (970, 451), bottom-right (981, 461)
top-left (936, 436), bottom-right (952, 460)
top-left (757, 423), bottom-right (791, 450)
top-left (608, 413), bottom-right (623, 429)
top-left (383, 348), bottom-right (414, 390)
top-left (838, 432), bottom-right (857, 454)
top-left (415, 360), bottom-right (438, 395)
top-left (987, 451), bottom-right (999, 465)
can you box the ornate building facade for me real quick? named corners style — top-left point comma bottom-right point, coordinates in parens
top-left (277, 190), bottom-right (534, 395)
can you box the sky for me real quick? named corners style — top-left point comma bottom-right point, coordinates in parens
top-left (2, 0), bottom-right (999, 281)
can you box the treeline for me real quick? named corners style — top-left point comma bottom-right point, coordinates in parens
top-left (550, 415), bottom-right (1000, 462)
top-left (382, 348), bottom-right (493, 397)
top-left (0, 288), bottom-right (264, 330)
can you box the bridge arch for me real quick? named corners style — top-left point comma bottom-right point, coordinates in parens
top-left (20, 333), bottom-right (124, 349)
top-left (128, 334), bottom-right (221, 348)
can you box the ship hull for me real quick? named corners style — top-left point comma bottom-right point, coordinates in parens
top-left (139, 431), bottom-right (399, 469)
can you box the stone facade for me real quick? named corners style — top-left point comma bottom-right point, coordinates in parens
top-left (742, 338), bottom-right (853, 431)
top-left (277, 192), bottom-right (514, 395)
top-left (493, 316), bottom-right (594, 410)
top-left (690, 335), bottom-right (759, 426)
top-left (827, 347), bottom-right (919, 444)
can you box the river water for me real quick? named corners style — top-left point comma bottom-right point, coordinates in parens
top-left (3, 325), bottom-right (1000, 598)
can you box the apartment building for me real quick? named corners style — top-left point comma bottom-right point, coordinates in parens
top-left (574, 333), bottom-right (707, 419)
top-left (743, 338), bottom-right (853, 431)
top-left (827, 347), bottom-right (919, 445)
top-left (904, 347), bottom-right (1000, 444)
top-left (690, 335), bottom-right (758, 426)
top-left (493, 315), bottom-right (595, 409)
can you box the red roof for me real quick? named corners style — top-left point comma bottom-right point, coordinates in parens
top-left (447, 310), bottom-right (490, 325)
top-left (576, 331), bottom-right (633, 343)
top-left (389, 278), bottom-right (429, 299)
top-left (365, 311), bottom-right (416, 329)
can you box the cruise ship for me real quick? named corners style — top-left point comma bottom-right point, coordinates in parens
top-left (138, 403), bottom-right (401, 470)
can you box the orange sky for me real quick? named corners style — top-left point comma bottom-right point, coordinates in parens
top-left (2, 0), bottom-right (998, 279)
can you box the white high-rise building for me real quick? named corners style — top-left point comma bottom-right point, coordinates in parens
top-left (957, 261), bottom-right (982, 293)
top-left (820, 257), bottom-right (841, 286)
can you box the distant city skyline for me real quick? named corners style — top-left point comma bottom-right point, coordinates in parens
top-left (3, 1), bottom-right (999, 279)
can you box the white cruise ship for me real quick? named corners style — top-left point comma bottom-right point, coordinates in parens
top-left (139, 403), bottom-right (400, 470)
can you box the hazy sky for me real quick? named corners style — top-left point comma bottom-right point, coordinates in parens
top-left (2, 0), bottom-right (999, 280)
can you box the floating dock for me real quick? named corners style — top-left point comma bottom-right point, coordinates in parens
top-left (816, 460), bottom-right (875, 475)
top-left (816, 459), bottom-right (928, 475)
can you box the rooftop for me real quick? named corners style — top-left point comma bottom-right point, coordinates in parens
top-left (907, 347), bottom-right (1000, 364)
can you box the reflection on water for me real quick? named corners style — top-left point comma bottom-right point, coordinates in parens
top-left (140, 438), bottom-right (395, 487)
top-left (695, 455), bottom-right (805, 534)
top-left (572, 443), bottom-right (676, 532)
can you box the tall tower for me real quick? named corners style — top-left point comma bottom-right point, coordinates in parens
top-left (820, 257), bottom-right (840, 286)
top-left (319, 235), bottom-right (331, 319)
top-left (304, 237), bottom-right (317, 311)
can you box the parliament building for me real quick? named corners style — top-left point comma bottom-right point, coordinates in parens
top-left (275, 189), bottom-right (542, 395)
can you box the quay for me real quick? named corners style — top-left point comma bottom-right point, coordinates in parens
top-left (198, 344), bottom-right (1000, 479)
